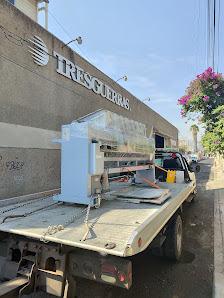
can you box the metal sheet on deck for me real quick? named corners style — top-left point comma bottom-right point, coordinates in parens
top-left (0, 182), bottom-right (192, 257)
top-left (110, 187), bottom-right (169, 199)
top-left (108, 192), bottom-right (172, 205)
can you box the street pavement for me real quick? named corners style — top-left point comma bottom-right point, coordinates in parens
top-left (25, 158), bottom-right (216, 298)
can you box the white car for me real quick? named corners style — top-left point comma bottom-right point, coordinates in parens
top-left (191, 155), bottom-right (198, 163)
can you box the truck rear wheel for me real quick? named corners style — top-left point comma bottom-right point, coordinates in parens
top-left (163, 214), bottom-right (183, 260)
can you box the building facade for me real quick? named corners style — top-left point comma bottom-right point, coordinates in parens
top-left (179, 140), bottom-right (192, 154)
top-left (0, 0), bottom-right (178, 199)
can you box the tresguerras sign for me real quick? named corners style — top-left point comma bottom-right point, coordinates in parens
top-left (53, 51), bottom-right (130, 111)
top-left (28, 35), bottom-right (130, 111)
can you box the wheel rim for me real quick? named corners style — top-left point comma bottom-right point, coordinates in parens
top-left (177, 222), bottom-right (182, 253)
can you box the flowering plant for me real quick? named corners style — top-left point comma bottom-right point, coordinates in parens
top-left (178, 68), bottom-right (224, 154)
top-left (178, 67), bottom-right (224, 129)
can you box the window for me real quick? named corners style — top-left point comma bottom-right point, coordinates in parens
top-left (163, 157), bottom-right (183, 170)
top-left (8, 0), bottom-right (15, 4)
top-left (155, 135), bottom-right (164, 148)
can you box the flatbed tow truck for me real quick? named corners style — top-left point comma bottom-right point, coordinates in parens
top-left (0, 111), bottom-right (199, 297)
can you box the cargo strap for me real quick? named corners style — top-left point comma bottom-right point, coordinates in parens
top-left (150, 163), bottom-right (168, 173)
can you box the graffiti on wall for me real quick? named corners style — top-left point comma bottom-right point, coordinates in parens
top-left (13, 175), bottom-right (24, 187)
top-left (0, 152), bottom-right (60, 198)
top-left (0, 156), bottom-right (25, 186)
top-left (6, 160), bottom-right (24, 171)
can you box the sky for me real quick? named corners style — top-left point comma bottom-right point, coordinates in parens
top-left (38, 0), bottom-right (224, 146)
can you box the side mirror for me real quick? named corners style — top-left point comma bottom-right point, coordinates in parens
top-left (195, 165), bottom-right (200, 173)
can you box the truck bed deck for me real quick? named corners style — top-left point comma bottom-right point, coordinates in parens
top-left (0, 182), bottom-right (195, 257)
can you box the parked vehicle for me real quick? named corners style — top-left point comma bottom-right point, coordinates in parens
top-left (0, 115), bottom-right (199, 297)
top-left (183, 154), bottom-right (193, 164)
top-left (191, 154), bottom-right (199, 163)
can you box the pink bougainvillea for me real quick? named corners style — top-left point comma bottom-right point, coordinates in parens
top-left (178, 67), bottom-right (224, 119)
top-left (203, 96), bottom-right (209, 101)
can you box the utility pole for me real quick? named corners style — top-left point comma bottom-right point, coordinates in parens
top-left (207, 0), bottom-right (210, 68)
top-left (212, 0), bottom-right (215, 71)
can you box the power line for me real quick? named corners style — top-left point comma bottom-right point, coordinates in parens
top-left (196, 0), bottom-right (200, 74)
top-left (0, 24), bottom-right (116, 90)
top-left (0, 24), bottom-right (177, 137)
top-left (217, 0), bottom-right (220, 73)
top-left (40, 3), bottom-right (94, 65)
top-left (212, 0), bottom-right (216, 70)
top-left (192, 0), bottom-right (197, 75)
top-left (210, 0), bottom-right (214, 69)
top-left (207, 0), bottom-right (210, 68)
top-left (0, 52), bottom-right (163, 134)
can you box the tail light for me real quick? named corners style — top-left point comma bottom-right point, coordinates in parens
top-left (138, 238), bottom-right (142, 247)
top-left (118, 273), bottom-right (125, 282)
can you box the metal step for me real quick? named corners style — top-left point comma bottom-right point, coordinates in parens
top-left (22, 255), bottom-right (36, 262)
top-left (37, 268), bottom-right (62, 277)
top-left (17, 267), bottom-right (31, 277)
top-left (0, 276), bottom-right (28, 297)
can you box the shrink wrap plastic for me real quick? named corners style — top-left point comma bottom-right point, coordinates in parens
top-left (71, 110), bottom-right (154, 154)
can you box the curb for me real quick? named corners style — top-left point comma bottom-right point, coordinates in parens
top-left (213, 189), bottom-right (224, 297)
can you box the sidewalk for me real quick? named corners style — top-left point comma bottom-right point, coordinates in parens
top-left (212, 162), bottom-right (224, 298)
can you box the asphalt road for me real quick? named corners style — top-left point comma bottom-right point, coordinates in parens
top-left (25, 158), bottom-right (215, 298)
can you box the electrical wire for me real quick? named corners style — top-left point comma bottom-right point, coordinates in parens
top-left (196, 0), bottom-right (200, 74)
top-left (0, 25), bottom-right (177, 137)
top-left (212, 0), bottom-right (215, 70)
top-left (39, 3), bottom-right (94, 65)
top-left (192, 0), bottom-right (197, 75)
top-left (0, 52), bottom-right (161, 134)
top-left (207, 0), bottom-right (210, 68)
top-left (217, 0), bottom-right (220, 73)
top-left (210, 0), bottom-right (214, 70)
top-left (0, 24), bottom-right (116, 89)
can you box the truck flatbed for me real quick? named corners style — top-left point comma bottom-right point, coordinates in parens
top-left (0, 181), bottom-right (195, 257)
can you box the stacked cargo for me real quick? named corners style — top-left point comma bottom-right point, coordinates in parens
top-left (75, 110), bottom-right (154, 154)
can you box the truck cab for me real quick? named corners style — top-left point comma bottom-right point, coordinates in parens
top-left (155, 150), bottom-right (198, 183)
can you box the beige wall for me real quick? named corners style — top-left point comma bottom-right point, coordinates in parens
top-left (0, 0), bottom-right (178, 199)
top-left (15, 0), bottom-right (37, 22)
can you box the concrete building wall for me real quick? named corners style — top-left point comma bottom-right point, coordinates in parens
top-left (0, 0), bottom-right (178, 199)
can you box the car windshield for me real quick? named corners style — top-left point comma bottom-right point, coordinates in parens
top-left (156, 156), bottom-right (183, 170)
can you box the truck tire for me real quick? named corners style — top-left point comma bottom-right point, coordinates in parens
top-left (163, 214), bottom-right (183, 260)
top-left (190, 197), bottom-right (195, 203)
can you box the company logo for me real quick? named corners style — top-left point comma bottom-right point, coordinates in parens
top-left (28, 36), bottom-right (49, 66)
top-left (27, 36), bottom-right (130, 110)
